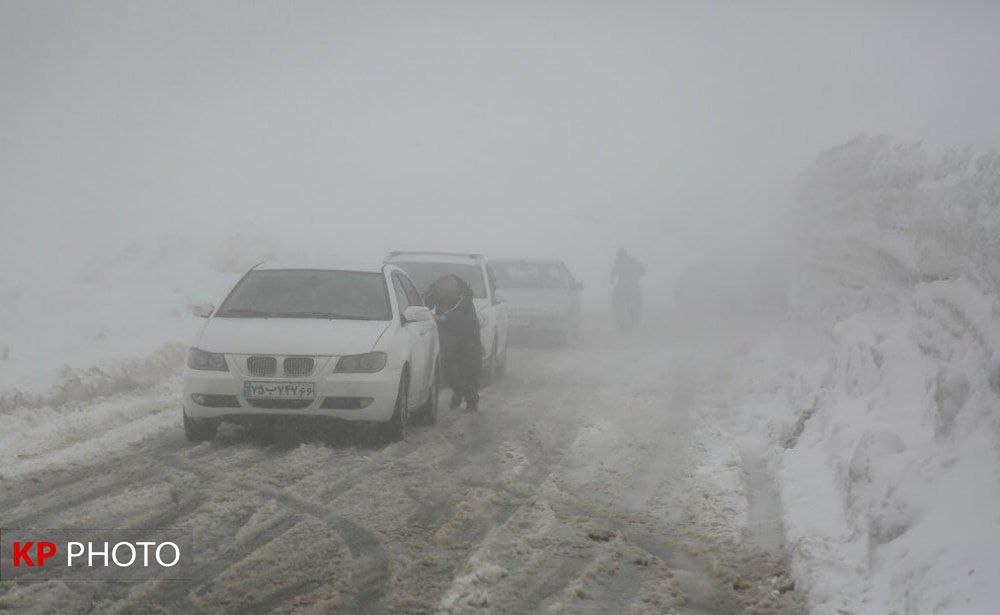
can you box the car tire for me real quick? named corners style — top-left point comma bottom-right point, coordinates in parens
top-left (413, 363), bottom-right (439, 425)
top-left (183, 412), bottom-right (218, 442)
top-left (380, 371), bottom-right (409, 443)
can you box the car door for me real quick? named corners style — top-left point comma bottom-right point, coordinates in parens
top-left (470, 263), bottom-right (494, 365)
top-left (392, 272), bottom-right (428, 405)
top-left (398, 273), bottom-right (436, 390)
top-left (485, 263), bottom-right (509, 361)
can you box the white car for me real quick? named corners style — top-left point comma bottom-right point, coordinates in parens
top-left (490, 258), bottom-right (582, 344)
top-left (384, 252), bottom-right (510, 382)
top-left (182, 263), bottom-right (440, 443)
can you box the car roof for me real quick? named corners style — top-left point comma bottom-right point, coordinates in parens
top-left (253, 260), bottom-right (386, 274)
top-left (490, 258), bottom-right (566, 265)
top-left (385, 251), bottom-right (485, 265)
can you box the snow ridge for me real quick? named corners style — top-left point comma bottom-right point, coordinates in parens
top-left (761, 136), bottom-right (1000, 614)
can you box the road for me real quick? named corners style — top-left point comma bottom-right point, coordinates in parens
top-left (0, 325), bottom-right (802, 614)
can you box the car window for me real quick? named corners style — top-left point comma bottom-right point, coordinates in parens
top-left (491, 261), bottom-right (575, 289)
top-left (391, 273), bottom-right (412, 313)
top-left (217, 270), bottom-right (391, 320)
top-left (398, 274), bottom-right (424, 307)
top-left (391, 262), bottom-right (487, 298)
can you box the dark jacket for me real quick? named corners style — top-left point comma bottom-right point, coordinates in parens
top-left (428, 276), bottom-right (483, 389)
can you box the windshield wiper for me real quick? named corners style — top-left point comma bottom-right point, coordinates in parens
top-left (281, 311), bottom-right (375, 320)
top-left (218, 308), bottom-right (276, 318)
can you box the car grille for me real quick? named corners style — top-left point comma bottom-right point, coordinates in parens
top-left (247, 355), bottom-right (277, 377)
top-left (283, 356), bottom-right (314, 377)
top-left (246, 399), bottom-right (312, 409)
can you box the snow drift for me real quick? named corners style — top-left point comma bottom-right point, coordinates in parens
top-left (744, 136), bottom-right (1000, 614)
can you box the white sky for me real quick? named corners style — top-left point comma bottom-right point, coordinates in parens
top-left (3, 1), bottom-right (999, 285)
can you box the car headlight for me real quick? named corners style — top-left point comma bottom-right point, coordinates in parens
top-left (334, 352), bottom-right (387, 373)
top-left (187, 347), bottom-right (229, 371)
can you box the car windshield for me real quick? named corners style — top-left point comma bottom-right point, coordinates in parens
top-left (217, 270), bottom-right (391, 320)
top-left (392, 262), bottom-right (487, 298)
top-left (491, 261), bottom-right (574, 289)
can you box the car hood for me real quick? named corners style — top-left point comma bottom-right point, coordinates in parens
top-left (196, 317), bottom-right (390, 356)
top-left (499, 288), bottom-right (576, 314)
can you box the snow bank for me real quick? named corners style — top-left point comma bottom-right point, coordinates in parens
top-left (0, 342), bottom-right (186, 413)
top-left (0, 230), bottom-right (368, 470)
top-left (0, 232), bottom-right (294, 396)
top-left (744, 137), bottom-right (1000, 614)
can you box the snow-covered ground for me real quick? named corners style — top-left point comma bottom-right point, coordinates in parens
top-left (0, 326), bottom-right (802, 613)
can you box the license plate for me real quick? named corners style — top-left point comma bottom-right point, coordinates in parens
top-left (243, 381), bottom-right (315, 399)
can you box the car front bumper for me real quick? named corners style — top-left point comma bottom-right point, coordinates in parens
top-left (182, 366), bottom-right (401, 423)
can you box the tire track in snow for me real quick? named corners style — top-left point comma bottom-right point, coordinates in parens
top-left (0, 436), bottom-right (180, 515)
top-left (158, 453), bottom-right (391, 613)
top-left (425, 368), bottom-right (609, 611)
top-left (168, 515), bottom-right (302, 613)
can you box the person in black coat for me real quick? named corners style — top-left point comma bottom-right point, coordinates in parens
top-left (426, 274), bottom-right (482, 411)
top-left (610, 248), bottom-right (645, 331)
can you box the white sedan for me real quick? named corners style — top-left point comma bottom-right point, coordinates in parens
top-left (384, 252), bottom-right (510, 382)
top-left (182, 263), bottom-right (439, 443)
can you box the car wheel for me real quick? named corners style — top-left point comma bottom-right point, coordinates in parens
top-left (183, 412), bottom-right (218, 443)
top-left (414, 363), bottom-right (439, 425)
top-left (380, 372), bottom-right (408, 443)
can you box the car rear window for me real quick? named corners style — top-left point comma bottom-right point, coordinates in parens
top-left (491, 261), bottom-right (574, 289)
top-left (391, 262), bottom-right (487, 299)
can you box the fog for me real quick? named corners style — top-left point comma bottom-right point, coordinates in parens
top-left (6, 4), bottom-right (1000, 613)
top-left (4, 2), bottom-right (999, 298)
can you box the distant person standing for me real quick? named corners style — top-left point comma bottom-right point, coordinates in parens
top-left (610, 248), bottom-right (645, 331)
top-left (427, 275), bottom-right (483, 411)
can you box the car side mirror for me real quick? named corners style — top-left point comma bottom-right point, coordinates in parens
top-left (191, 302), bottom-right (215, 318)
top-left (403, 305), bottom-right (434, 322)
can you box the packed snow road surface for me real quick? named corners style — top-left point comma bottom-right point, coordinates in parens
top-left (0, 327), bottom-right (801, 614)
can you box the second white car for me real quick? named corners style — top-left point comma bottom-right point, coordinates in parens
top-left (385, 251), bottom-right (510, 382)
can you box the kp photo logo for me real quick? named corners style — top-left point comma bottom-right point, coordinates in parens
top-left (1, 529), bottom-right (192, 581)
